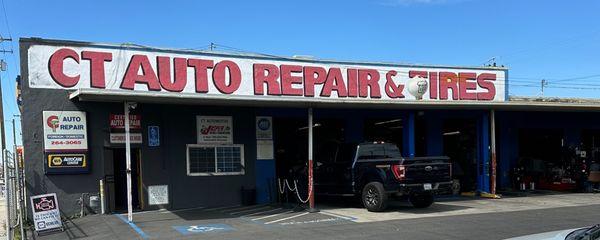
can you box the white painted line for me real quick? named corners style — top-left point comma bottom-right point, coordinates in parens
top-left (252, 210), bottom-right (294, 221)
top-left (320, 211), bottom-right (358, 222)
top-left (230, 206), bottom-right (272, 215)
top-left (221, 204), bottom-right (268, 213)
top-left (241, 208), bottom-right (283, 218)
top-left (264, 212), bottom-right (309, 225)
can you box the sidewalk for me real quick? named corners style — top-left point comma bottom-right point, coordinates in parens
top-left (0, 197), bottom-right (6, 240)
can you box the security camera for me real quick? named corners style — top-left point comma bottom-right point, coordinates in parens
top-left (127, 102), bottom-right (138, 110)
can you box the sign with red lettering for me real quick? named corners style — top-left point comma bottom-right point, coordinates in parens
top-left (110, 114), bottom-right (141, 129)
top-left (27, 43), bottom-right (507, 104)
top-left (42, 111), bottom-right (88, 151)
top-left (197, 116), bottom-right (232, 144)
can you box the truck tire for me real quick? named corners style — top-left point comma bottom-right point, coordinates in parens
top-left (409, 192), bottom-right (434, 208)
top-left (361, 182), bottom-right (388, 212)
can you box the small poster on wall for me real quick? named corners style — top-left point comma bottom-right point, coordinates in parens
top-left (42, 111), bottom-right (88, 151)
top-left (197, 116), bottom-right (233, 144)
top-left (148, 185), bottom-right (169, 205)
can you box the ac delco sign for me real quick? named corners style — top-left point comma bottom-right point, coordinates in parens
top-left (27, 43), bottom-right (507, 103)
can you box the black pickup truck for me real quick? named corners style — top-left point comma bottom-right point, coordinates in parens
top-left (314, 142), bottom-right (452, 212)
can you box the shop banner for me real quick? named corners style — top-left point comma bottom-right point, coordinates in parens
top-left (42, 111), bottom-right (88, 152)
top-left (197, 116), bottom-right (232, 144)
top-left (27, 43), bottom-right (507, 104)
top-left (31, 193), bottom-right (63, 232)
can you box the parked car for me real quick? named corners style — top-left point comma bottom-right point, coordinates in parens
top-left (313, 142), bottom-right (452, 212)
top-left (505, 224), bottom-right (600, 240)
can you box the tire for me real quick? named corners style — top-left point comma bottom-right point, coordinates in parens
top-left (361, 182), bottom-right (388, 212)
top-left (409, 192), bottom-right (434, 208)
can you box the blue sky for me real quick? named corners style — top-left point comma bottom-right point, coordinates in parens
top-left (1, 0), bottom-right (600, 148)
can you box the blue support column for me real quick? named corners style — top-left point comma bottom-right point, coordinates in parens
top-left (403, 112), bottom-right (416, 157)
top-left (478, 112), bottom-right (491, 193)
top-left (425, 112), bottom-right (443, 156)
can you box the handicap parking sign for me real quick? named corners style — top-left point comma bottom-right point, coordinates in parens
top-left (173, 224), bottom-right (234, 235)
top-left (148, 126), bottom-right (160, 147)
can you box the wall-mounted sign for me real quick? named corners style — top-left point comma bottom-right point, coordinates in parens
top-left (27, 43), bottom-right (507, 105)
top-left (148, 185), bottom-right (168, 205)
top-left (197, 116), bottom-right (232, 144)
top-left (45, 152), bottom-right (89, 174)
top-left (109, 133), bottom-right (143, 144)
top-left (47, 153), bottom-right (86, 168)
top-left (148, 126), bottom-right (160, 147)
top-left (257, 140), bottom-right (274, 160)
top-left (109, 114), bottom-right (141, 129)
top-left (31, 193), bottom-right (63, 233)
top-left (109, 113), bottom-right (142, 144)
top-left (256, 116), bottom-right (272, 140)
top-left (42, 111), bottom-right (88, 152)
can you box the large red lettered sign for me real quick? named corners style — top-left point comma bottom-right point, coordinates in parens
top-left (28, 43), bottom-right (507, 103)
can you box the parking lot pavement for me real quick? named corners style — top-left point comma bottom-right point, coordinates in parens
top-left (319, 192), bottom-right (600, 223)
top-left (27, 192), bottom-right (600, 239)
top-left (108, 204), bottom-right (353, 239)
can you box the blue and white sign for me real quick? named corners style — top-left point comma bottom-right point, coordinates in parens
top-left (173, 224), bottom-right (234, 235)
top-left (256, 116), bottom-right (272, 140)
top-left (148, 126), bottom-right (160, 147)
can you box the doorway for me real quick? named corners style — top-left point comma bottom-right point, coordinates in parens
top-left (112, 148), bottom-right (142, 211)
top-left (443, 118), bottom-right (478, 192)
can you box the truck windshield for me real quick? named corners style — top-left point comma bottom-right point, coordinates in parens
top-left (357, 144), bottom-right (402, 160)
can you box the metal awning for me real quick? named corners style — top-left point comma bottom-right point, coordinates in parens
top-left (69, 88), bottom-right (600, 111)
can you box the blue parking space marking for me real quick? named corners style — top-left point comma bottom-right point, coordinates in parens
top-left (173, 224), bottom-right (235, 235)
top-left (115, 214), bottom-right (150, 239)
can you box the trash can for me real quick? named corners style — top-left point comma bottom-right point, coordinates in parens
top-left (241, 187), bottom-right (256, 206)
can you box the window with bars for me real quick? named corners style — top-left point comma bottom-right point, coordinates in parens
top-left (186, 144), bottom-right (244, 176)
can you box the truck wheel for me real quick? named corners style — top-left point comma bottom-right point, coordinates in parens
top-left (409, 192), bottom-right (434, 208)
top-left (361, 182), bottom-right (388, 212)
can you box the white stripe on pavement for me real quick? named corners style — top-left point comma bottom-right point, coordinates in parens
top-left (264, 212), bottom-right (309, 224)
top-left (252, 210), bottom-right (294, 221)
top-left (241, 208), bottom-right (283, 218)
top-left (230, 206), bottom-right (272, 215)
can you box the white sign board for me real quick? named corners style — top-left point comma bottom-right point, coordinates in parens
top-left (148, 185), bottom-right (169, 205)
top-left (197, 116), bottom-right (233, 144)
top-left (30, 193), bottom-right (62, 232)
top-left (256, 116), bottom-right (273, 140)
top-left (42, 111), bottom-right (88, 151)
top-left (109, 133), bottom-right (143, 144)
top-left (27, 43), bottom-right (507, 104)
top-left (257, 140), bottom-right (274, 160)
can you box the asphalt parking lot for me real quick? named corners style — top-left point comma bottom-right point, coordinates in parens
top-left (28, 192), bottom-right (600, 239)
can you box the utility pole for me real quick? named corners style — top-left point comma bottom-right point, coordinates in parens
top-left (540, 79), bottom-right (548, 96)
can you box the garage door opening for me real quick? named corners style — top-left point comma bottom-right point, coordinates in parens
top-left (516, 129), bottom-right (583, 192)
top-left (273, 117), bottom-right (345, 202)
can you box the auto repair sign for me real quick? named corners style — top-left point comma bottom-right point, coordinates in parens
top-left (30, 193), bottom-right (63, 232)
top-left (42, 111), bottom-right (88, 151)
top-left (26, 42), bottom-right (507, 104)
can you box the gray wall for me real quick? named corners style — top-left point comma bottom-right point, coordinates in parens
top-left (21, 41), bottom-right (257, 217)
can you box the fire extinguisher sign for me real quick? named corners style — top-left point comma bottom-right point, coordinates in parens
top-left (30, 193), bottom-right (63, 232)
top-left (42, 111), bottom-right (88, 151)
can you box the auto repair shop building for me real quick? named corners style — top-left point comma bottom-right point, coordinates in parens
top-left (19, 38), bottom-right (600, 217)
